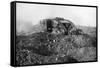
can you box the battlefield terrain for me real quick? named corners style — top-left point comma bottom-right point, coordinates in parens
top-left (16, 17), bottom-right (97, 66)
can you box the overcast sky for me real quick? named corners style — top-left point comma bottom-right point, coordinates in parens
top-left (16, 3), bottom-right (96, 33)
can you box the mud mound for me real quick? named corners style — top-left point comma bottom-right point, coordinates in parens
top-left (16, 17), bottom-right (97, 65)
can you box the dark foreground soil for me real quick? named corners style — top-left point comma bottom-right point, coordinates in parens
top-left (16, 30), bottom-right (97, 66)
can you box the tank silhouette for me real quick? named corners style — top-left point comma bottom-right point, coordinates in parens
top-left (40, 17), bottom-right (83, 35)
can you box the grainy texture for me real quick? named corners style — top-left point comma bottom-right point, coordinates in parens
top-left (16, 17), bottom-right (97, 66)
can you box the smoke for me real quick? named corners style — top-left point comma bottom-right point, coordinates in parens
top-left (16, 20), bottom-right (33, 33)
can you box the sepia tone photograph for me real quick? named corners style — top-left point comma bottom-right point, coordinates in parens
top-left (12, 1), bottom-right (97, 66)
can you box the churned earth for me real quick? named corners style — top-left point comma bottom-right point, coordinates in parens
top-left (16, 17), bottom-right (97, 66)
